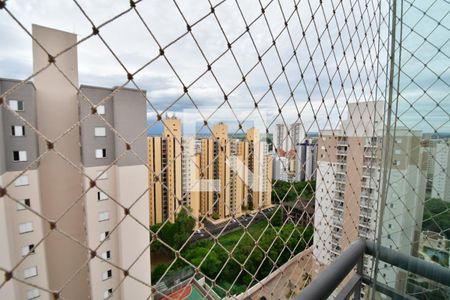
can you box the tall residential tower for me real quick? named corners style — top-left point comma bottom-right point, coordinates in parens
top-left (0, 25), bottom-right (151, 300)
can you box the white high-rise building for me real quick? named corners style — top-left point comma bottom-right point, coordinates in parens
top-left (289, 122), bottom-right (306, 150)
top-left (0, 25), bottom-right (150, 300)
top-left (304, 139), bottom-right (317, 181)
top-left (273, 122), bottom-right (306, 153)
top-left (273, 123), bottom-right (289, 152)
top-left (378, 129), bottom-right (426, 291)
top-left (430, 139), bottom-right (450, 202)
top-left (273, 122), bottom-right (308, 181)
top-left (294, 138), bottom-right (317, 181)
top-left (273, 156), bottom-right (290, 181)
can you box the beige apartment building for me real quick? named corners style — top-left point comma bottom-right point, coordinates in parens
top-left (229, 138), bottom-right (248, 216)
top-left (0, 78), bottom-right (51, 300)
top-left (0, 25), bottom-right (150, 300)
top-left (246, 128), bottom-right (273, 210)
top-left (212, 122), bottom-right (232, 219)
top-left (199, 137), bottom-right (215, 217)
top-left (148, 120), bottom-right (273, 225)
top-left (148, 117), bottom-right (183, 225)
top-left (313, 102), bottom-right (426, 295)
top-left (182, 137), bottom-right (201, 221)
top-left (314, 101), bottom-right (384, 272)
top-left (79, 85), bottom-right (150, 300)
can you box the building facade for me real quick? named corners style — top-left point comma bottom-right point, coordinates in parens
top-left (294, 138), bottom-right (317, 181)
top-left (273, 123), bottom-right (289, 153)
top-left (313, 102), bottom-right (426, 296)
top-left (273, 122), bottom-right (312, 182)
top-left (148, 117), bottom-right (182, 225)
top-left (80, 85), bottom-right (150, 300)
top-left (272, 156), bottom-right (290, 181)
top-left (149, 121), bottom-right (273, 224)
top-left (0, 78), bottom-right (50, 300)
top-left (0, 25), bottom-right (150, 300)
top-left (430, 139), bottom-right (450, 202)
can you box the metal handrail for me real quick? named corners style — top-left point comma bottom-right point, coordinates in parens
top-left (295, 239), bottom-right (450, 300)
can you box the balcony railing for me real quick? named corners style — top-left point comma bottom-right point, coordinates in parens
top-left (296, 239), bottom-right (450, 300)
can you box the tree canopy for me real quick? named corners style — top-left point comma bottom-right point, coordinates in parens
top-left (422, 198), bottom-right (450, 239)
top-left (272, 180), bottom-right (315, 203)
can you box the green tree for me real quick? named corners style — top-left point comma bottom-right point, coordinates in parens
top-left (270, 208), bottom-right (283, 226)
top-left (153, 209), bottom-right (196, 251)
top-left (151, 263), bottom-right (168, 283)
top-left (211, 211), bottom-right (220, 220)
top-left (422, 198), bottom-right (450, 239)
top-left (272, 180), bottom-right (315, 203)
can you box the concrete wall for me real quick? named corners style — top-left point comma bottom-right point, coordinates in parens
top-left (83, 166), bottom-right (121, 300)
top-left (79, 85), bottom-right (116, 167)
top-left (0, 79), bottom-right (39, 173)
top-left (113, 89), bottom-right (147, 167)
top-left (116, 165), bottom-right (151, 298)
top-left (0, 170), bottom-right (50, 300)
top-left (32, 24), bottom-right (90, 299)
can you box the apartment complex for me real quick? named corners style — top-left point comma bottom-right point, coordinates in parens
top-left (0, 25), bottom-right (150, 300)
top-left (0, 78), bottom-right (50, 300)
top-left (314, 101), bottom-right (383, 270)
top-left (379, 128), bottom-right (427, 291)
top-left (273, 122), bottom-right (306, 153)
top-left (313, 102), bottom-right (426, 294)
top-left (426, 139), bottom-right (450, 202)
top-left (272, 121), bottom-right (317, 182)
top-left (79, 85), bottom-right (150, 299)
top-left (273, 123), bottom-right (289, 153)
top-left (148, 120), bottom-right (273, 225)
top-left (148, 117), bottom-right (182, 225)
top-left (294, 138), bottom-right (318, 181)
top-left (272, 156), bottom-right (290, 181)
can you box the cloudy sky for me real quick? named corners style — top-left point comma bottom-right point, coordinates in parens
top-left (0, 0), bottom-right (448, 135)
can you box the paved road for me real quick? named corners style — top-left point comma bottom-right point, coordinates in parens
top-left (189, 209), bottom-right (275, 243)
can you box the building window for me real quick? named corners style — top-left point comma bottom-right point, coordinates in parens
top-left (97, 191), bottom-right (108, 201)
top-left (17, 198), bottom-right (31, 211)
top-left (98, 211), bottom-right (110, 222)
top-left (97, 105), bottom-right (105, 115)
top-left (97, 171), bottom-right (108, 180)
top-left (15, 175), bottom-right (29, 186)
top-left (23, 266), bottom-right (38, 279)
top-left (100, 231), bottom-right (109, 242)
top-left (101, 250), bottom-right (111, 260)
top-left (11, 125), bottom-right (25, 136)
top-left (26, 289), bottom-right (40, 300)
top-left (13, 150), bottom-right (28, 162)
top-left (21, 244), bottom-right (35, 256)
top-left (95, 127), bottom-right (106, 137)
top-left (9, 100), bottom-right (24, 111)
top-left (103, 289), bottom-right (113, 299)
top-left (95, 149), bottom-right (107, 159)
top-left (102, 269), bottom-right (112, 281)
top-left (19, 222), bottom-right (33, 234)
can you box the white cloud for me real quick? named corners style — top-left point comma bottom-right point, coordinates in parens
top-left (4, 0), bottom-right (443, 133)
